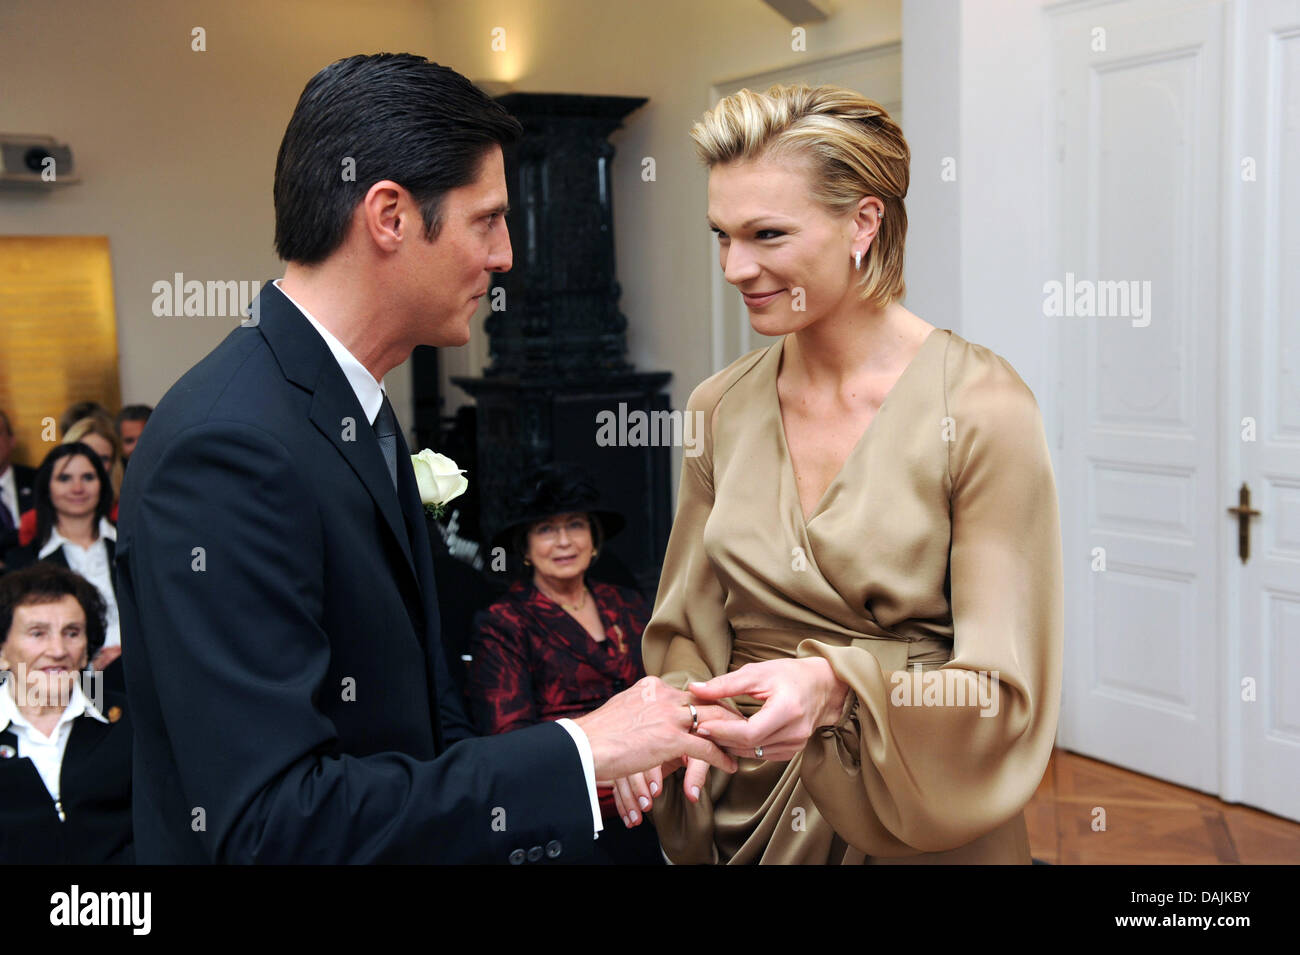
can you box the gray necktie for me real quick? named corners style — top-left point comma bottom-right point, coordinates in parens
top-left (372, 393), bottom-right (399, 492)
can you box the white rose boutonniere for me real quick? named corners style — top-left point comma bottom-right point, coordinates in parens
top-left (411, 450), bottom-right (468, 520)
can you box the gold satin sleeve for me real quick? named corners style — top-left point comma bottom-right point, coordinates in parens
top-left (640, 373), bottom-right (744, 863)
top-left (797, 359), bottom-right (1064, 856)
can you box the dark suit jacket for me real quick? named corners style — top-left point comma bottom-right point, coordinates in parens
top-left (0, 463), bottom-right (36, 559)
top-left (0, 689), bottom-right (133, 864)
top-left (115, 282), bottom-right (594, 864)
top-left (4, 535), bottom-right (126, 696)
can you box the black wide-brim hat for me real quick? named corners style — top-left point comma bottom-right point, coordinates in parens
top-left (489, 461), bottom-right (626, 554)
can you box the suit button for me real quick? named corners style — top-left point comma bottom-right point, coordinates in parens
top-left (545, 840), bottom-right (562, 859)
top-left (526, 845), bottom-right (543, 862)
top-left (508, 848), bottom-right (526, 865)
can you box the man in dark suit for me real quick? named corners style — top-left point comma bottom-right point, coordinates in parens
top-left (116, 53), bottom-right (735, 864)
top-left (0, 410), bottom-right (36, 562)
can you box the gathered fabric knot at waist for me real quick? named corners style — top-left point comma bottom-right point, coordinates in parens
top-left (730, 626), bottom-right (953, 676)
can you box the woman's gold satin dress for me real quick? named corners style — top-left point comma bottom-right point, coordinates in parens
top-left (642, 328), bottom-right (1063, 864)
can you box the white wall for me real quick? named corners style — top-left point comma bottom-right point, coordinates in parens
top-left (902, 0), bottom-right (1058, 452)
top-left (0, 0), bottom-right (441, 425)
top-left (1, 0), bottom-right (903, 443)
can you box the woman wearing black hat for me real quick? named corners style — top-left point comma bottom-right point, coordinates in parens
top-left (467, 462), bottom-right (663, 864)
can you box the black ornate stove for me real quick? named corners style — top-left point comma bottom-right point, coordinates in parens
top-left (451, 92), bottom-right (675, 595)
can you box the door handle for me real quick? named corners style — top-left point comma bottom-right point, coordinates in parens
top-left (1226, 482), bottom-right (1262, 564)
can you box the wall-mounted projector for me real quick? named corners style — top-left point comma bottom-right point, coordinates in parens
top-left (0, 133), bottom-right (80, 188)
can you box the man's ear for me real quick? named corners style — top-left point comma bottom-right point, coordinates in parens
top-left (359, 180), bottom-right (408, 254)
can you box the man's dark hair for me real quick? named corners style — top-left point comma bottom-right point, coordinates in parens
top-left (0, 563), bottom-right (108, 661)
top-left (273, 53), bottom-right (523, 264)
top-left (32, 443), bottom-right (115, 552)
top-left (115, 404), bottom-right (153, 430)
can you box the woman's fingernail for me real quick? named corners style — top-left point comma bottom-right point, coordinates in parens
top-left (691, 786), bottom-right (701, 800)
top-left (638, 796), bottom-right (651, 810)
top-left (689, 682), bottom-right (706, 689)
top-left (629, 810), bottom-right (639, 823)
top-left (697, 727), bottom-right (710, 736)
top-left (650, 782), bottom-right (660, 796)
top-left (622, 815), bottom-right (630, 827)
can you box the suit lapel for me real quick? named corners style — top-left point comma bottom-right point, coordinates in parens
top-left (394, 426), bottom-right (447, 748)
top-left (307, 382), bottom-right (419, 588)
top-left (254, 283), bottom-right (441, 735)
top-left (254, 283), bottom-right (421, 594)
top-left (394, 426), bottom-right (438, 642)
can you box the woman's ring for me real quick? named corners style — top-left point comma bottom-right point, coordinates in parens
top-left (755, 745), bottom-right (764, 758)
top-left (688, 703), bottom-right (699, 733)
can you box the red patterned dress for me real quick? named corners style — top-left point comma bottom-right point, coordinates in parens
top-left (468, 578), bottom-right (650, 820)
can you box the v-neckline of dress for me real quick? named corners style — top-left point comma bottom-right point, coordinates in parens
top-left (772, 327), bottom-right (945, 529)
top-left (532, 582), bottom-right (613, 648)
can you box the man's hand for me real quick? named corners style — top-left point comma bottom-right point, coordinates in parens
top-left (573, 676), bottom-right (739, 784)
top-left (689, 658), bottom-right (848, 762)
top-left (607, 702), bottom-right (746, 827)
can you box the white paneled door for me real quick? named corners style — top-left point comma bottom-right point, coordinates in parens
top-left (1233, 0), bottom-right (1300, 822)
top-left (1054, 0), bottom-right (1300, 822)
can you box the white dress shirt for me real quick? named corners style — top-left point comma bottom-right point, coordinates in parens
top-left (273, 280), bottom-right (603, 837)
top-left (0, 464), bottom-right (19, 529)
top-left (0, 675), bottom-right (108, 813)
top-left (39, 517), bottom-right (120, 650)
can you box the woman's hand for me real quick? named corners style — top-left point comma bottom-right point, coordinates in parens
top-left (610, 762), bottom-right (669, 828)
top-left (608, 702), bottom-right (746, 827)
top-left (689, 658), bottom-right (848, 762)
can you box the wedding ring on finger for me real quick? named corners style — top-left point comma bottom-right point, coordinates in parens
top-left (755, 745), bottom-right (764, 758)
top-left (687, 703), bottom-right (699, 733)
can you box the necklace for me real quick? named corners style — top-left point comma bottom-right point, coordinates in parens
top-left (539, 582), bottom-right (587, 612)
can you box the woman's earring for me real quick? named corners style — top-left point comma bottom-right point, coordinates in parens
top-left (523, 557), bottom-right (532, 566)
top-left (854, 250), bottom-right (862, 270)
top-left (591, 549), bottom-right (598, 558)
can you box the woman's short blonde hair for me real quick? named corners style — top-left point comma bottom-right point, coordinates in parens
top-left (690, 83), bottom-right (910, 310)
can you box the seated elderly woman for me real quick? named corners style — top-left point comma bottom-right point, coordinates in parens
top-left (5, 443), bottom-right (123, 693)
top-left (0, 563), bottom-right (133, 863)
top-left (467, 462), bottom-right (663, 864)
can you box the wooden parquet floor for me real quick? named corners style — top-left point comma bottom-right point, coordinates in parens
top-left (1026, 749), bottom-right (1300, 864)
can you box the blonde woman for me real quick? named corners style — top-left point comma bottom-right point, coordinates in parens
top-left (613, 85), bottom-right (1063, 864)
